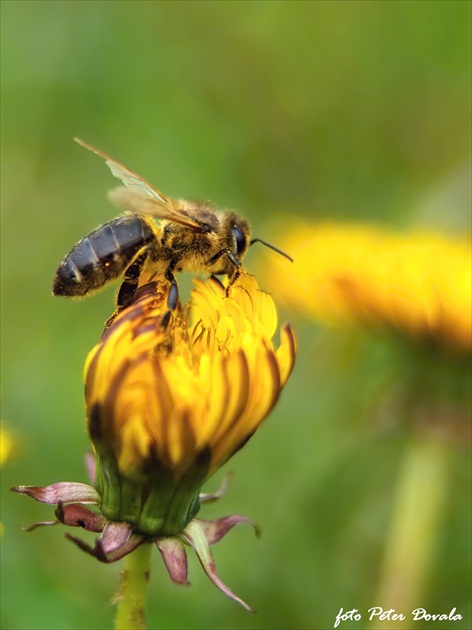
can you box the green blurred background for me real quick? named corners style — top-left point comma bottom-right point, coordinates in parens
top-left (1, 2), bottom-right (470, 629)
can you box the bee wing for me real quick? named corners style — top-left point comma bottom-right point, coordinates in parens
top-left (75, 138), bottom-right (203, 230)
top-left (108, 187), bottom-right (204, 229)
top-left (75, 137), bottom-right (170, 203)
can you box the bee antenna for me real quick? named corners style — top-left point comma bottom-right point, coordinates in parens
top-left (250, 238), bottom-right (294, 262)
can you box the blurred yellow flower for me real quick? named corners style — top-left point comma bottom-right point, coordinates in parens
top-left (259, 222), bottom-right (471, 352)
top-left (2, 424), bottom-right (20, 536)
top-left (0, 426), bottom-right (14, 467)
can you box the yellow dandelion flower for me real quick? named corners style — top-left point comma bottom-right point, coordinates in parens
top-left (14, 274), bottom-right (295, 612)
top-left (84, 274), bottom-right (296, 535)
top-left (259, 222), bottom-right (471, 352)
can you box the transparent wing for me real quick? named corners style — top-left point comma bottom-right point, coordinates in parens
top-left (74, 138), bottom-right (202, 229)
top-left (108, 187), bottom-right (203, 228)
top-left (75, 138), bottom-right (170, 203)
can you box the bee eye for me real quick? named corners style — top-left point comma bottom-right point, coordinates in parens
top-left (231, 225), bottom-right (247, 256)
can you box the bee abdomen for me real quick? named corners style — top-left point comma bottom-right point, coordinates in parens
top-left (53, 215), bottom-right (154, 297)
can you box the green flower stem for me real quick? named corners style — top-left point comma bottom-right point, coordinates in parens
top-left (114, 542), bottom-right (153, 630)
top-left (374, 434), bottom-right (448, 629)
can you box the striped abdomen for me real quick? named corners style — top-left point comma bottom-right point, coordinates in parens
top-left (53, 215), bottom-right (154, 297)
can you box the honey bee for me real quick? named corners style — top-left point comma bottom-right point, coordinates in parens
top-left (53, 139), bottom-right (292, 325)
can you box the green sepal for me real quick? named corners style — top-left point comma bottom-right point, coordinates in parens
top-left (91, 442), bottom-right (211, 537)
top-left (138, 450), bottom-right (211, 536)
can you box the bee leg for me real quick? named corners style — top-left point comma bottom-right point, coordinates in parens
top-left (161, 265), bottom-right (179, 328)
top-left (105, 250), bottom-right (149, 328)
top-left (223, 251), bottom-right (242, 296)
top-left (207, 249), bottom-right (242, 296)
top-left (105, 250), bottom-right (148, 328)
top-left (117, 250), bottom-right (149, 309)
top-left (225, 268), bottom-right (241, 297)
